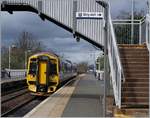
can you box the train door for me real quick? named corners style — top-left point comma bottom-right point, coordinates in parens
top-left (39, 61), bottom-right (47, 85)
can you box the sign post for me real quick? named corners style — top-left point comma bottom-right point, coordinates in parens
top-left (96, 1), bottom-right (109, 117)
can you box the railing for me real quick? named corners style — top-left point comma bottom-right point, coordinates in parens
top-left (146, 14), bottom-right (150, 52)
top-left (113, 17), bottom-right (146, 44)
top-left (108, 11), bottom-right (125, 108)
top-left (1, 69), bottom-right (27, 79)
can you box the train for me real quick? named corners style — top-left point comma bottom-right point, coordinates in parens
top-left (26, 52), bottom-right (77, 96)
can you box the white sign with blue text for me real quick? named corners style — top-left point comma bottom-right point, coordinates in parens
top-left (76, 12), bottom-right (104, 19)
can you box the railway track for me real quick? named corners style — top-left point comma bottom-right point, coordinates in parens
top-left (1, 88), bottom-right (46, 117)
top-left (1, 76), bottom-right (77, 117)
top-left (1, 96), bottom-right (37, 117)
top-left (1, 86), bottom-right (28, 96)
top-left (1, 92), bottom-right (46, 117)
top-left (1, 89), bottom-right (31, 116)
top-left (2, 89), bottom-right (29, 103)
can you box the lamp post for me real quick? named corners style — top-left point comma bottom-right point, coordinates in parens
top-left (8, 45), bottom-right (16, 70)
top-left (25, 50), bottom-right (31, 69)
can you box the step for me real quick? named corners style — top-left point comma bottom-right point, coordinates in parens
top-left (124, 79), bottom-right (149, 82)
top-left (122, 97), bottom-right (149, 103)
top-left (121, 60), bottom-right (149, 65)
top-left (121, 61), bottom-right (148, 65)
top-left (119, 45), bottom-right (148, 50)
top-left (120, 53), bottom-right (149, 57)
top-left (120, 52), bottom-right (149, 57)
top-left (120, 58), bottom-right (149, 62)
top-left (122, 92), bottom-right (149, 97)
top-left (124, 74), bottom-right (149, 78)
top-left (120, 53), bottom-right (149, 56)
top-left (118, 44), bottom-right (147, 48)
top-left (123, 69), bottom-right (149, 74)
top-left (124, 73), bottom-right (149, 79)
top-left (122, 82), bottom-right (149, 87)
top-left (122, 87), bottom-right (149, 92)
top-left (119, 48), bottom-right (148, 52)
top-left (121, 57), bottom-right (149, 61)
top-left (122, 65), bottom-right (149, 70)
top-left (119, 50), bottom-right (148, 54)
top-left (121, 102), bottom-right (149, 107)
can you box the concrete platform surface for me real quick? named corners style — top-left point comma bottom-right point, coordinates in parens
top-left (24, 74), bottom-right (104, 117)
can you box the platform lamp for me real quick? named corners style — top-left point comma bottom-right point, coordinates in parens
top-left (8, 45), bottom-right (16, 78)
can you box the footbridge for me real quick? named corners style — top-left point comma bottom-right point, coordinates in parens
top-left (1, 0), bottom-right (105, 49)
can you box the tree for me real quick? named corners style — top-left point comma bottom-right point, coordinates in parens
top-left (1, 46), bottom-right (9, 69)
top-left (2, 31), bottom-right (44, 69)
top-left (77, 62), bottom-right (88, 74)
top-left (116, 10), bottom-right (145, 20)
top-left (14, 31), bottom-right (44, 53)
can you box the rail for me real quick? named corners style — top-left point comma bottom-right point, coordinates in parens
top-left (108, 10), bottom-right (125, 108)
top-left (146, 14), bottom-right (150, 52)
top-left (112, 17), bottom-right (146, 44)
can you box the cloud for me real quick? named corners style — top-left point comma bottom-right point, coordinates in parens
top-left (1, 12), bottom-right (101, 64)
top-left (1, 12), bottom-right (72, 41)
top-left (1, 0), bottom-right (147, 64)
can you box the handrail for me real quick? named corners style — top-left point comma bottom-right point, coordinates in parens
top-left (107, 10), bottom-right (125, 108)
top-left (146, 14), bottom-right (150, 52)
top-left (112, 16), bottom-right (146, 44)
top-left (112, 16), bottom-right (146, 23)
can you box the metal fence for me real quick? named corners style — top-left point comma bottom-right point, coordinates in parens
top-left (113, 18), bottom-right (146, 44)
top-left (1, 69), bottom-right (27, 79)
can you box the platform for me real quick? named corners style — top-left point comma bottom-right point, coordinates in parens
top-left (24, 74), bottom-right (105, 117)
top-left (1, 77), bottom-right (25, 84)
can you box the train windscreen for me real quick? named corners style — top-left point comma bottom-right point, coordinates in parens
top-left (49, 63), bottom-right (57, 75)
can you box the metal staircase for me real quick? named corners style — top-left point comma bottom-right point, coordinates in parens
top-left (107, 5), bottom-right (150, 110)
top-left (119, 44), bottom-right (149, 107)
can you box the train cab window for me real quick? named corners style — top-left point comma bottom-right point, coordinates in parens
top-left (96, 64), bottom-right (99, 70)
top-left (49, 63), bottom-right (57, 75)
top-left (29, 62), bottom-right (37, 75)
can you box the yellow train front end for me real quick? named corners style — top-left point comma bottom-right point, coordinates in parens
top-left (26, 53), bottom-right (60, 96)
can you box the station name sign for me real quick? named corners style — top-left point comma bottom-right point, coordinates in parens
top-left (76, 12), bottom-right (104, 19)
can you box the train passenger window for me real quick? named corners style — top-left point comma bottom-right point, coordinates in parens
top-left (29, 62), bottom-right (37, 75)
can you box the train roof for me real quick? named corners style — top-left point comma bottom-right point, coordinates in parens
top-left (30, 52), bottom-right (59, 58)
top-left (30, 52), bottom-right (73, 64)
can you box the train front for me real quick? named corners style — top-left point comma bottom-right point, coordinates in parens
top-left (26, 53), bottom-right (60, 96)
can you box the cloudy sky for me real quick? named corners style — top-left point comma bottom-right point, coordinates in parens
top-left (1, 0), bottom-right (148, 64)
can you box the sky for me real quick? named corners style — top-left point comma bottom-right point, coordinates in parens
top-left (109, 0), bottom-right (148, 18)
top-left (1, 0), bottom-right (148, 64)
